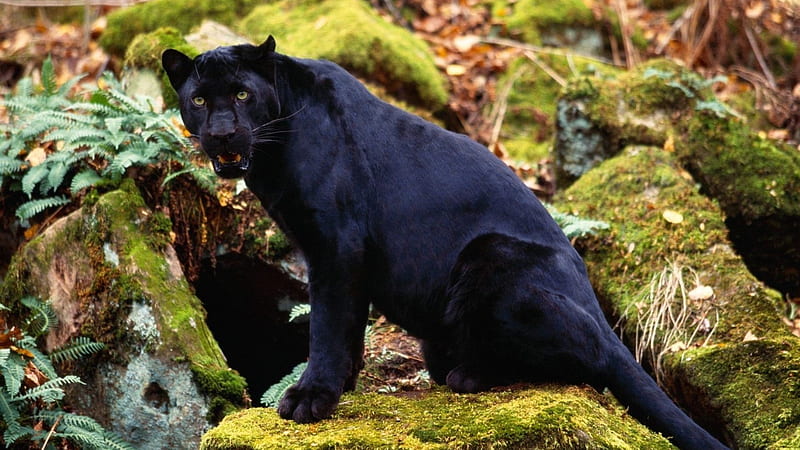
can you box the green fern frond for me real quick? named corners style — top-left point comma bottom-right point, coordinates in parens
top-left (70, 169), bottom-right (103, 193)
top-left (40, 56), bottom-right (58, 96)
top-left (1, 353), bottom-right (27, 398)
top-left (545, 204), bottom-right (609, 240)
top-left (20, 296), bottom-right (58, 337)
top-left (288, 304), bottom-right (311, 323)
top-left (15, 196), bottom-right (70, 221)
top-left (50, 337), bottom-right (105, 364)
top-left (25, 345), bottom-right (57, 380)
top-left (0, 155), bottom-right (24, 174)
top-left (12, 375), bottom-right (83, 403)
top-left (261, 362), bottom-right (307, 408)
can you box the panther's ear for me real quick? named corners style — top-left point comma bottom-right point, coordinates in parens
top-left (260, 35), bottom-right (276, 53)
top-left (161, 49), bottom-right (194, 90)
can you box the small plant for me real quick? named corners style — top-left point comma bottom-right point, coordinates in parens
top-left (260, 362), bottom-right (308, 408)
top-left (0, 56), bottom-right (215, 222)
top-left (545, 204), bottom-right (609, 239)
top-left (0, 296), bottom-right (133, 449)
top-left (618, 262), bottom-right (718, 384)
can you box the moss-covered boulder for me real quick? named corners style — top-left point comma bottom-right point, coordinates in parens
top-left (99, 0), bottom-right (261, 57)
top-left (201, 386), bottom-right (674, 449)
top-left (494, 0), bottom-right (603, 56)
top-left (1, 180), bottom-right (246, 448)
top-left (554, 59), bottom-right (800, 297)
top-left (496, 55), bottom-right (620, 163)
top-left (555, 145), bottom-right (800, 447)
top-left (238, 0), bottom-right (448, 110)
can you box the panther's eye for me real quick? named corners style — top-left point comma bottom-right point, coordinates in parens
top-left (236, 91), bottom-right (249, 101)
top-left (192, 96), bottom-right (206, 106)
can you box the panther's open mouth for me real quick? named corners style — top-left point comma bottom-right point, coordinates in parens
top-left (211, 152), bottom-right (250, 178)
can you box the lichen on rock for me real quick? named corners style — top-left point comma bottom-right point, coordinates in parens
top-left (0, 180), bottom-right (246, 447)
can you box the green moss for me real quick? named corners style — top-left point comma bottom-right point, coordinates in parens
top-left (201, 386), bottom-right (674, 449)
top-left (498, 55), bottom-right (619, 163)
top-left (100, 0), bottom-right (260, 57)
top-left (679, 111), bottom-right (800, 220)
top-left (122, 27), bottom-right (199, 108)
top-left (556, 145), bottom-right (798, 446)
top-left (501, 0), bottom-right (595, 44)
top-left (238, 0), bottom-right (447, 109)
top-left (665, 339), bottom-right (800, 448)
top-left (192, 364), bottom-right (248, 423)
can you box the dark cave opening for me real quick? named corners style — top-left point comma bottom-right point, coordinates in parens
top-left (193, 253), bottom-right (309, 401)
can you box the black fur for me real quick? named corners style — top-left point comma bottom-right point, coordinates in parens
top-left (162, 37), bottom-right (728, 449)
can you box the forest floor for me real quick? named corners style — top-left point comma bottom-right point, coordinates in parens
top-left (1, 0), bottom-right (799, 391)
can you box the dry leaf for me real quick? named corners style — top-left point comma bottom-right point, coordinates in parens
top-left (453, 35), bottom-right (480, 52)
top-left (743, 331), bottom-right (759, 342)
top-left (446, 64), bottom-right (467, 76)
top-left (25, 146), bottom-right (47, 167)
top-left (688, 285), bottom-right (714, 301)
top-left (662, 209), bottom-right (684, 224)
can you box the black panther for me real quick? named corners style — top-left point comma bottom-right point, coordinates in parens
top-left (162, 36), bottom-right (727, 449)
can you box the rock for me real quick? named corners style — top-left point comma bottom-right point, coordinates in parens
top-left (237, 0), bottom-right (448, 110)
top-left (555, 144), bottom-right (800, 447)
top-left (1, 180), bottom-right (246, 449)
top-left (554, 59), bottom-right (800, 297)
top-left (99, 0), bottom-right (262, 57)
top-left (200, 386), bottom-right (674, 449)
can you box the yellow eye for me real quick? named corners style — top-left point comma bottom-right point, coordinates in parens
top-left (236, 91), bottom-right (249, 100)
top-left (192, 96), bottom-right (206, 106)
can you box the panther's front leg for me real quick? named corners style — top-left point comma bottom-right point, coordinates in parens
top-left (277, 259), bottom-right (369, 423)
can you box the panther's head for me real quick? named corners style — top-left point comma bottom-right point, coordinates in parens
top-left (162, 36), bottom-right (280, 178)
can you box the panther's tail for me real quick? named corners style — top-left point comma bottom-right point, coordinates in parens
top-left (604, 343), bottom-right (728, 450)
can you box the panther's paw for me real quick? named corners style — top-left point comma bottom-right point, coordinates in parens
top-left (445, 365), bottom-right (490, 393)
top-left (277, 384), bottom-right (340, 423)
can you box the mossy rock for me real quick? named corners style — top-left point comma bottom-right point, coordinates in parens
top-left (497, 55), bottom-right (620, 163)
top-left (495, 0), bottom-right (599, 51)
top-left (555, 58), bottom-right (800, 296)
top-left (100, 0), bottom-right (261, 57)
top-left (201, 386), bottom-right (674, 449)
top-left (122, 27), bottom-right (199, 108)
top-left (555, 145), bottom-right (800, 448)
top-left (238, 0), bottom-right (447, 110)
top-left (1, 180), bottom-right (246, 446)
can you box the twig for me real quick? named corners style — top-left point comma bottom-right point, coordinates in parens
top-left (487, 66), bottom-right (525, 150)
top-left (480, 36), bottom-right (621, 67)
top-left (41, 415), bottom-right (62, 450)
top-left (655, 4), bottom-right (696, 55)
top-left (687, 0), bottom-right (719, 68)
top-left (744, 24), bottom-right (777, 89)
top-left (523, 51), bottom-right (566, 87)
top-left (614, 0), bottom-right (639, 69)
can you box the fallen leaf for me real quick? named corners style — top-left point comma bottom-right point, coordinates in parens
top-left (446, 64), bottom-right (467, 76)
top-left (25, 146), bottom-right (47, 167)
top-left (453, 35), bottom-right (480, 52)
top-left (743, 331), bottom-right (759, 342)
top-left (662, 209), bottom-right (684, 224)
top-left (688, 285), bottom-right (714, 301)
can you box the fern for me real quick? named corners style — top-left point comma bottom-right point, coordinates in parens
top-left (50, 337), bottom-right (105, 364)
top-left (15, 196), bottom-right (70, 221)
top-left (545, 204), bottom-right (609, 239)
top-left (0, 297), bottom-right (129, 449)
top-left (288, 304), bottom-right (311, 323)
top-left (0, 58), bottom-right (212, 221)
top-left (20, 296), bottom-right (58, 337)
top-left (261, 362), bottom-right (307, 408)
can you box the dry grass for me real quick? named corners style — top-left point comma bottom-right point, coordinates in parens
top-left (619, 261), bottom-right (719, 384)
